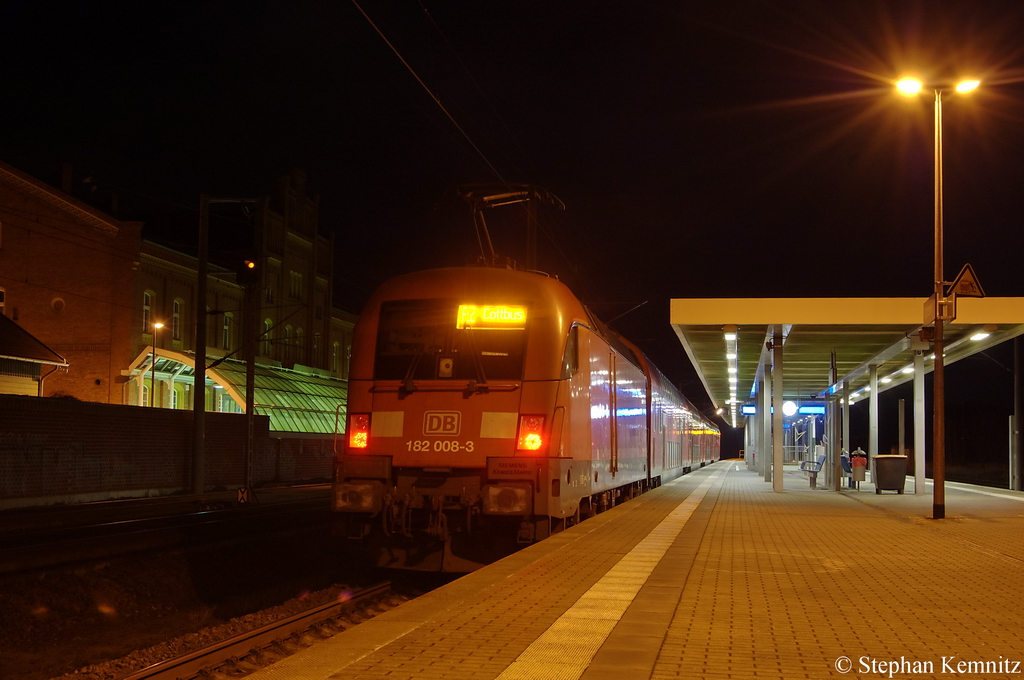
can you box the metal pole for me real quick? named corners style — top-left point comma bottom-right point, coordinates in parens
top-left (869, 365), bottom-right (878, 458)
top-left (898, 398), bottom-right (906, 457)
top-left (830, 397), bottom-right (840, 491)
top-left (150, 342), bottom-right (156, 407)
top-left (1014, 337), bottom-right (1023, 490)
top-left (192, 194), bottom-right (208, 495)
top-left (772, 328), bottom-right (784, 493)
top-left (831, 351), bottom-right (841, 491)
top-left (762, 373), bottom-right (772, 483)
top-left (842, 381), bottom-right (850, 457)
top-left (914, 349), bottom-right (926, 493)
top-left (245, 277), bottom-right (258, 494)
top-left (933, 89), bottom-right (946, 520)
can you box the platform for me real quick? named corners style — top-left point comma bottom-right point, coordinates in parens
top-left (249, 462), bottom-right (1024, 679)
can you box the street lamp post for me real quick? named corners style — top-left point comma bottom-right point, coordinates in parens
top-left (897, 77), bottom-right (979, 520)
top-left (151, 321), bottom-right (164, 408)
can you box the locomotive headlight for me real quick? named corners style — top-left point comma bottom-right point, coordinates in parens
top-left (482, 483), bottom-right (532, 515)
top-left (517, 415), bottom-right (545, 452)
top-left (333, 481), bottom-right (384, 513)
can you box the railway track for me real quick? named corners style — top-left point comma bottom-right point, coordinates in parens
top-left (0, 497), bottom-right (330, 575)
top-left (121, 581), bottom-right (395, 680)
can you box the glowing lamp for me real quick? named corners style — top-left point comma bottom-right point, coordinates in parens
top-left (517, 415), bottom-right (545, 452)
top-left (896, 78), bottom-right (923, 96)
top-left (348, 413), bottom-right (370, 450)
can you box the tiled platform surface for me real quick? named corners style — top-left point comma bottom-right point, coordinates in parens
top-left (249, 462), bottom-right (1024, 680)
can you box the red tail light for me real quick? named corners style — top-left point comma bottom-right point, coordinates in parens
top-left (348, 413), bottom-right (370, 450)
top-left (517, 415), bottom-right (545, 452)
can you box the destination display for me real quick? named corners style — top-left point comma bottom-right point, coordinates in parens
top-left (456, 304), bottom-right (527, 329)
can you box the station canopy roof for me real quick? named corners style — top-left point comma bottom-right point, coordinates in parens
top-left (0, 314), bottom-right (67, 366)
top-left (211, 358), bottom-right (348, 435)
top-left (129, 349), bottom-right (347, 435)
top-left (670, 297), bottom-right (1024, 428)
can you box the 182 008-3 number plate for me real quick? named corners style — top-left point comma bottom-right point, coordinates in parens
top-left (406, 440), bottom-right (475, 452)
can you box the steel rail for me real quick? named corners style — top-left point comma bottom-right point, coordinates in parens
top-left (121, 581), bottom-right (393, 680)
top-left (0, 500), bottom-right (330, 574)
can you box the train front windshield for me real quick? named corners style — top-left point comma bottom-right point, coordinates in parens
top-left (374, 299), bottom-right (528, 381)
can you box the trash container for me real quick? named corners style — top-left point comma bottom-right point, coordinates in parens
top-left (850, 448), bottom-right (867, 483)
top-left (871, 454), bottom-right (907, 494)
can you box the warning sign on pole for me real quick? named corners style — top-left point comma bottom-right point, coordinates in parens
top-left (948, 263), bottom-right (985, 298)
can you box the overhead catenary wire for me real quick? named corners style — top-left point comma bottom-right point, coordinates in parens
top-left (415, 0), bottom-right (542, 183)
top-left (350, 0), bottom-right (508, 185)
top-left (349, 1), bottom-right (614, 315)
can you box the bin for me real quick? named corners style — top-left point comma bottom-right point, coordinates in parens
top-left (847, 454), bottom-right (864, 481)
top-left (871, 454), bottom-right (907, 494)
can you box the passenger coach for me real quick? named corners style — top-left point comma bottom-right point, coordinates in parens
top-left (333, 266), bottom-right (719, 571)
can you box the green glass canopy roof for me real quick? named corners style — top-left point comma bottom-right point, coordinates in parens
top-left (211, 359), bottom-right (348, 435)
top-left (128, 350), bottom-right (347, 435)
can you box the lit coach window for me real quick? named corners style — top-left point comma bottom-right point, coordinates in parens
top-left (456, 305), bottom-right (527, 329)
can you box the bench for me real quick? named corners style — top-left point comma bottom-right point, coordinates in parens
top-left (799, 454), bottom-right (827, 488)
top-left (840, 454), bottom-right (856, 488)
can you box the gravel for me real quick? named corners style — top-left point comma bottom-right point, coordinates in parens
top-left (0, 533), bottom-right (372, 680)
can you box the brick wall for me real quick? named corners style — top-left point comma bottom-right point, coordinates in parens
top-left (0, 394), bottom-right (333, 509)
top-left (0, 174), bottom-right (141, 404)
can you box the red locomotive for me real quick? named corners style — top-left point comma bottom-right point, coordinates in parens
top-left (333, 266), bottom-right (719, 571)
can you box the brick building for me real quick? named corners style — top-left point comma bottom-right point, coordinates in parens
top-left (0, 160), bottom-right (142, 401)
top-left (1, 161), bottom-right (355, 435)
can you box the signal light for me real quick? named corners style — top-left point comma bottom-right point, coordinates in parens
top-left (348, 413), bottom-right (370, 450)
top-left (517, 415), bottom-right (545, 452)
top-left (238, 256), bottom-right (260, 285)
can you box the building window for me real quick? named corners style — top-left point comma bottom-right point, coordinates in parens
top-left (172, 299), bottom-right (182, 341)
top-left (332, 341), bottom-right (340, 374)
top-left (0, 288), bottom-right (5, 317)
top-left (283, 325), bottom-right (292, 362)
top-left (171, 387), bottom-right (179, 409)
top-left (141, 384), bottom-right (150, 407)
top-left (222, 313), bottom-right (233, 351)
top-left (289, 271), bottom-right (303, 298)
top-left (295, 328), bottom-right (304, 364)
top-left (143, 292), bottom-right (152, 332)
top-left (312, 333), bottom-right (320, 367)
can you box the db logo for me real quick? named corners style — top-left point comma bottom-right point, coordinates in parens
top-left (424, 411), bottom-right (461, 436)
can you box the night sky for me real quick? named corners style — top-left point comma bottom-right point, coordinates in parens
top-left (5, 1), bottom-right (1024, 440)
